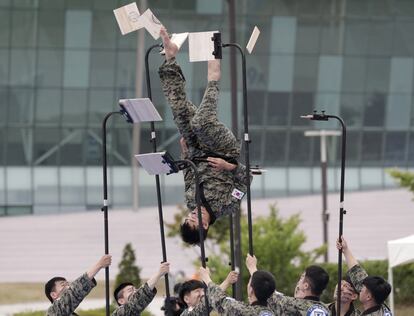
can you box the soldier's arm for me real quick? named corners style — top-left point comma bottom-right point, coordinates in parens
top-left (46, 273), bottom-right (96, 316)
top-left (337, 236), bottom-right (358, 269)
top-left (179, 300), bottom-right (210, 316)
top-left (267, 291), bottom-right (297, 315)
top-left (207, 282), bottom-right (258, 315)
top-left (112, 283), bottom-right (156, 316)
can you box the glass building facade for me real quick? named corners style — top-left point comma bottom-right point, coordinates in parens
top-left (1, 0), bottom-right (414, 215)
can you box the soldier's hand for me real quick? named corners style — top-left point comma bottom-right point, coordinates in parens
top-left (158, 262), bottom-right (170, 277)
top-left (98, 254), bottom-right (112, 268)
top-left (180, 137), bottom-right (188, 156)
top-left (208, 59), bottom-right (221, 81)
top-left (160, 28), bottom-right (178, 60)
top-left (199, 267), bottom-right (212, 284)
top-left (336, 236), bottom-right (348, 252)
top-left (245, 254), bottom-right (258, 275)
top-left (226, 270), bottom-right (239, 285)
top-left (207, 157), bottom-right (236, 172)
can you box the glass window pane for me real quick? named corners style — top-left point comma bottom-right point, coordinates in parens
top-left (196, 0), bottom-right (222, 14)
top-left (36, 49), bottom-right (63, 87)
top-left (34, 167), bottom-right (59, 204)
top-left (408, 132), bottom-right (414, 165)
top-left (368, 19), bottom-right (393, 56)
top-left (346, 0), bottom-right (370, 16)
top-left (10, 49), bottom-right (36, 86)
top-left (290, 92), bottom-right (313, 126)
top-left (365, 58), bottom-right (390, 93)
top-left (6, 167), bottom-right (32, 204)
top-left (295, 17), bottom-right (320, 54)
top-left (270, 17), bottom-right (297, 54)
top-left (8, 88), bottom-right (34, 124)
top-left (393, 18), bottom-right (414, 56)
top-left (267, 92), bottom-right (289, 126)
top-left (342, 57), bottom-right (367, 93)
top-left (116, 51), bottom-right (136, 89)
top-left (268, 55), bottom-right (294, 92)
top-left (40, 0), bottom-right (65, 9)
top-left (113, 167), bottom-right (131, 205)
top-left (293, 56), bottom-right (318, 92)
top-left (85, 167), bottom-right (100, 206)
top-left (0, 49), bottom-right (8, 85)
top-left (0, 130), bottom-right (4, 165)
top-left (289, 131), bottom-right (312, 165)
top-left (344, 19), bottom-right (370, 55)
top-left (90, 51), bottom-right (116, 88)
top-left (318, 56), bottom-right (343, 93)
top-left (389, 57), bottom-right (413, 94)
top-left (6, 128), bottom-right (30, 165)
top-left (89, 89), bottom-right (115, 125)
top-left (340, 93), bottom-right (364, 127)
top-left (386, 94), bottom-right (411, 129)
top-left (265, 130), bottom-right (287, 165)
top-left (35, 88), bottom-right (61, 124)
top-left (62, 89), bottom-right (87, 125)
top-left (364, 93), bottom-right (386, 127)
top-left (33, 127), bottom-right (60, 165)
top-left (65, 10), bottom-right (92, 49)
top-left (84, 128), bottom-right (101, 165)
top-left (91, 12), bottom-right (117, 49)
top-left (11, 10), bottom-right (36, 47)
top-left (320, 18), bottom-right (342, 55)
top-left (361, 131), bottom-right (383, 162)
top-left (249, 130), bottom-right (264, 166)
top-left (60, 129), bottom-right (84, 165)
top-left (341, 131), bottom-right (360, 164)
top-left (385, 132), bottom-right (407, 164)
top-left (38, 10), bottom-right (65, 48)
top-left (288, 168), bottom-right (311, 191)
top-left (248, 90), bottom-right (265, 125)
top-left (0, 88), bottom-right (8, 125)
top-left (111, 128), bottom-right (131, 166)
top-left (63, 50), bottom-right (90, 88)
top-left (0, 9), bottom-right (10, 48)
top-left (60, 167), bottom-right (85, 205)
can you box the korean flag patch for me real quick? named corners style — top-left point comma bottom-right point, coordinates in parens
top-left (259, 311), bottom-right (273, 316)
top-left (232, 188), bottom-right (245, 200)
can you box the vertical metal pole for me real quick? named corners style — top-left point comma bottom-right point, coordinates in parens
top-left (102, 111), bottom-right (121, 316)
top-left (227, 0), bottom-right (242, 300)
top-left (320, 135), bottom-right (329, 263)
top-left (144, 43), bottom-right (172, 315)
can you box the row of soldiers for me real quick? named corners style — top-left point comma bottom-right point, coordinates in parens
top-left (44, 236), bottom-right (392, 316)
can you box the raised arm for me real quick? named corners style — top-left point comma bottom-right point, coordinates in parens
top-left (47, 255), bottom-right (111, 316)
top-left (245, 254), bottom-right (258, 275)
top-left (219, 270), bottom-right (239, 291)
top-left (147, 262), bottom-right (170, 290)
top-left (336, 236), bottom-right (358, 269)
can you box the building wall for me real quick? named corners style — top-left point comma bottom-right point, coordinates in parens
top-left (1, 0), bottom-right (414, 215)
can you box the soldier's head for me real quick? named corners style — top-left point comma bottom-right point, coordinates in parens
top-left (360, 276), bottom-right (391, 306)
top-left (333, 278), bottom-right (358, 304)
top-left (45, 276), bottom-right (69, 303)
top-left (295, 265), bottom-right (329, 298)
top-left (247, 270), bottom-right (276, 305)
top-left (114, 282), bottom-right (136, 306)
top-left (181, 207), bottom-right (209, 245)
top-left (178, 279), bottom-right (205, 308)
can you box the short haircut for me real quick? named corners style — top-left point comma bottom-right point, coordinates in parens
top-left (180, 222), bottom-right (208, 245)
top-left (304, 265), bottom-right (329, 296)
top-left (114, 282), bottom-right (134, 306)
top-left (45, 276), bottom-right (66, 303)
top-left (250, 270), bottom-right (276, 304)
top-left (178, 279), bottom-right (205, 306)
top-left (363, 276), bottom-right (391, 305)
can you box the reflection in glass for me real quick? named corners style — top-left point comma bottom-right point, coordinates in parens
top-left (361, 131), bottom-right (383, 162)
top-left (384, 132), bottom-right (407, 164)
top-left (364, 93), bottom-right (385, 127)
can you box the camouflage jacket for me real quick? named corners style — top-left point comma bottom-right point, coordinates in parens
top-left (111, 283), bottom-right (156, 316)
top-left (328, 302), bottom-right (361, 316)
top-left (159, 59), bottom-right (249, 221)
top-left (267, 292), bottom-right (330, 316)
top-left (46, 273), bottom-right (96, 316)
top-left (180, 299), bottom-right (210, 316)
top-left (346, 265), bottom-right (393, 316)
top-left (207, 283), bottom-right (274, 316)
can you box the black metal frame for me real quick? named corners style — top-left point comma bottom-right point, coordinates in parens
top-left (302, 111), bottom-right (347, 316)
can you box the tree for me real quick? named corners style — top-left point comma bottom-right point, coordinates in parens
top-left (388, 169), bottom-right (414, 198)
top-left (115, 243), bottom-right (142, 289)
top-left (166, 204), bottom-right (325, 298)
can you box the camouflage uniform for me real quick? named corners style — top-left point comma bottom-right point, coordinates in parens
top-left (328, 302), bottom-right (361, 316)
top-left (207, 283), bottom-right (274, 316)
top-left (159, 58), bottom-right (249, 222)
top-left (112, 283), bottom-right (156, 316)
top-left (46, 273), bottom-right (96, 316)
top-left (180, 300), bottom-right (210, 316)
top-left (267, 292), bottom-right (330, 316)
top-left (346, 265), bottom-right (393, 316)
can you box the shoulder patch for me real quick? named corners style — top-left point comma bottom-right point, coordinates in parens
top-left (384, 310), bottom-right (392, 316)
top-left (259, 311), bottom-right (273, 316)
top-left (306, 305), bottom-right (329, 316)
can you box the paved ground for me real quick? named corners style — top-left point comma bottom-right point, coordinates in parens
top-left (1, 189), bottom-right (413, 314)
